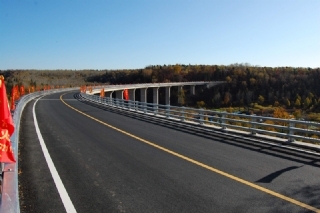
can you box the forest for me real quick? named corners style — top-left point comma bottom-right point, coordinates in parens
top-left (1, 64), bottom-right (320, 121)
top-left (86, 64), bottom-right (320, 119)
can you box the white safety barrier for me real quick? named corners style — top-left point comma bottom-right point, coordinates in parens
top-left (81, 93), bottom-right (320, 146)
top-left (0, 88), bottom-right (77, 213)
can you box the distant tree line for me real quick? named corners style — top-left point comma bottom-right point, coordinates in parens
top-left (0, 69), bottom-right (105, 94)
top-left (86, 64), bottom-right (320, 113)
top-left (2, 65), bottom-right (320, 114)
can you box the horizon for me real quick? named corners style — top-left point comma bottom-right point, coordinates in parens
top-left (1, 63), bottom-right (320, 72)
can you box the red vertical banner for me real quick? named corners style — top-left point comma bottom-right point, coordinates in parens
top-left (100, 88), bottom-right (105, 97)
top-left (123, 89), bottom-right (129, 100)
top-left (10, 97), bottom-right (15, 111)
top-left (13, 85), bottom-right (19, 100)
top-left (11, 86), bottom-right (18, 111)
top-left (0, 129), bottom-right (16, 163)
top-left (0, 75), bottom-right (16, 163)
top-left (20, 85), bottom-right (25, 96)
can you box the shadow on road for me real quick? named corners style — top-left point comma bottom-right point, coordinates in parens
top-left (256, 166), bottom-right (303, 183)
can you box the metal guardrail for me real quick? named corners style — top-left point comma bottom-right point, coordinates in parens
top-left (81, 93), bottom-right (320, 145)
top-left (0, 88), bottom-right (77, 213)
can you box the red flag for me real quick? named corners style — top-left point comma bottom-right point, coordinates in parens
top-left (0, 128), bottom-right (16, 163)
top-left (10, 97), bottom-right (15, 111)
top-left (20, 85), bottom-right (25, 96)
top-left (123, 89), bottom-right (129, 100)
top-left (0, 76), bottom-right (15, 136)
top-left (12, 86), bottom-right (18, 101)
top-left (100, 88), bottom-right (105, 97)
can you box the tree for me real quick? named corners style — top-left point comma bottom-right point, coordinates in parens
top-left (212, 92), bottom-right (221, 107)
top-left (303, 97), bottom-right (311, 108)
top-left (293, 109), bottom-right (302, 119)
top-left (257, 95), bottom-right (265, 105)
top-left (223, 92), bottom-right (231, 106)
top-left (226, 76), bottom-right (232, 83)
top-left (249, 78), bottom-right (256, 86)
top-left (197, 101), bottom-right (206, 108)
top-left (173, 64), bottom-right (182, 75)
top-left (284, 98), bottom-right (290, 107)
top-left (295, 98), bottom-right (301, 108)
top-left (273, 107), bottom-right (292, 119)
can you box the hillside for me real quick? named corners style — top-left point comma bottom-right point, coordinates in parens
top-left (2, 65), bottom-right (320, 121)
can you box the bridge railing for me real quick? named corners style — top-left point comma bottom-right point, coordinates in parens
top-left (82, 93), bottom-right (320, 145)
top-left (0, 88), bottom-right (77, 213)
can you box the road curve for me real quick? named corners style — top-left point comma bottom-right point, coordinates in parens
top-left (18, 91), bottom-right (320, 213)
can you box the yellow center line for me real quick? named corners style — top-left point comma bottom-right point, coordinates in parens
top-left (60, 93), bottom-right (320, 213)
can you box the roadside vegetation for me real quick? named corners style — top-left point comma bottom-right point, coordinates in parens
top-left (2, 64), bottom-right (320, 122)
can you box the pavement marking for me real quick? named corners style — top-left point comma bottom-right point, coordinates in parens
top-left (61, 94), bottom-right (320, 213)
top-left (33, 96), bottom-right (77, 213)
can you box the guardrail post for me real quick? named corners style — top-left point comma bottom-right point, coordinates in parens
top-left (180, 107), bottom-right (185, 122)
top-left (128, 100), bottom-right (131, 110)
top-left (154, 103), bottom-right (158, 116)
top-left (251, 114), bottom-right (257, 135)
top-left (134, 101), bottom-right (137, 111)
top-left (199, 109), bottom-right (204, 125)
top-left (143, 102), bottom-right (147, 113)
top-left (166, 105), bottom-right (170, 118)
top-left (116, 98), bottom-right (119, 108)
top-left (287, 119), bottom-right (295, 142)
top-left (220, 112), bottom-right (226, 130)
top-left (138, 102), bottom-right (141, 112)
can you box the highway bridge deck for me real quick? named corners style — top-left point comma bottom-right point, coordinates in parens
top-left (18, 91), bottom-right (320, 213)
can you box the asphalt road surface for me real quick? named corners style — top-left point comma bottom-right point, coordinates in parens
top-left (18, 91), bottom-right (320, 213)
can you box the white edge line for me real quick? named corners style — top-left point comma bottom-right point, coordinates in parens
top-left (33, 96), bottom-right (77, 213)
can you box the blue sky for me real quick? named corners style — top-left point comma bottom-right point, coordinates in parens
top-left (1, 0), bottom-right (319, 70)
